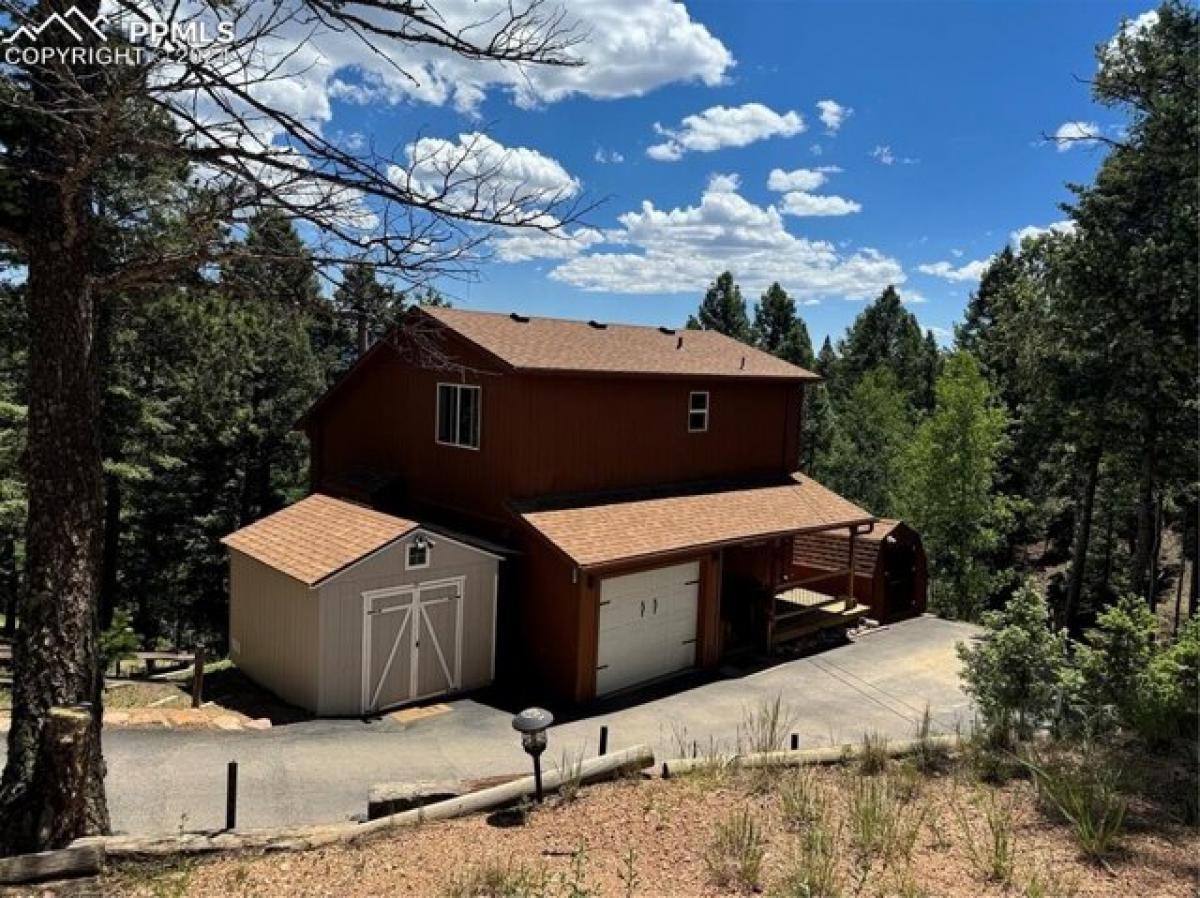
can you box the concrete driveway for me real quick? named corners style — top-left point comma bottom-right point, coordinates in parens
top-left (27, 615), bottom-right (978, 835)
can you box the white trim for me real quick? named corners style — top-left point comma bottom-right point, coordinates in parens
top-left (490, 572), bottom-right (499, 681)
top-left (435, 382), bottom-right (482, 451)
top-left (688, 390), bottom-right (709, 433)
top-left (405, 537), bottom-right (431, 571)
top-left (319, 526), bottom-right (500, 588)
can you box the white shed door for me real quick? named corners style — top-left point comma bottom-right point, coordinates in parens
top-left (363, 578), bottom-right (462, 713)
top-left (596, 561), bottom-right (700, 696)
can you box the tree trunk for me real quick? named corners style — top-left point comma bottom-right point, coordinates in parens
top-left (1064, 445), bottom-right (1102, 631)
top-left (356, 310), bottom-right (369, 357)
top-left (0, 536), bottom-right (15, 638)
top-left (1131, 407), bottom-right (1157, 602)
top-left (98, 472), bottom-right (121, 632)
top-left (0, 180), bottom-right (109, 854)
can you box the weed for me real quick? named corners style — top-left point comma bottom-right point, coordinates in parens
top-left (847, 775), bottom-right (926, 865)
top-left (706, 807), bottom-right (766, 891)
top-left (739, 694), bottom-right (797, 754)
top-left (779, 767), bottom-right (826, 830)
top-left (955, 789), bottom-right (1016, 884)
top-left (892, 762), bottom-right (923, 801)
top-left (443, 857), bottom-right (545, 898)
top-left (616, 846), bottom-right (640, 898)
top-left (560, 842), bottom-right (595, 898)
top-left (1024, 751), bottom-right (1127, 860)
top-left (1022, 861), bottom-right (1078, 898)
top-left (911, 704), bottom-right (951, 773)
top-left (857, 730), bottom-right (890, 775)
top-left (773, 812), bottom-right (842, 898)
top-left (556, 749), bottom-right (585, 804)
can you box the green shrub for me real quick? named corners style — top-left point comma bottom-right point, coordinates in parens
top-left (706, 808), bottom-right (765, 891)
top-left (857, 731), bottom-right (890, 775)
top-left (957, 583), bottom-right (1068, 743)
top-left (779, 768), bottom-right (826, 830)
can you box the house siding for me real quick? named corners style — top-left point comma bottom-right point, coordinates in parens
top-left (316, 532), bottom-right (498, 715)
top-left (228, 551), bottom-right (320, 712)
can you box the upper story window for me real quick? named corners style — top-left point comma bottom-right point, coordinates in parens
top-left (406, 535), bottom-right (431, 570)
top-left (688, 391), bottom-right (709, 433)
top-left (436, 383), bottom-right (481, 450)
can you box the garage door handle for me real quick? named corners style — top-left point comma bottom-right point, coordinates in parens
top-left (596, 664), bottom-right (609, 671)
top-left (640, 601), bottom-right (645, 617)
top-left (653, 598), bottom-right (658, 614)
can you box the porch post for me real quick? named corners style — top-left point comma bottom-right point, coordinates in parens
top-left (845, 528), bottom-right (857, 611)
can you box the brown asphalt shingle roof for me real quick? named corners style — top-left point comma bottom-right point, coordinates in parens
top-left (421, 306), bottom-right (818, 380)
top-left (517, 476), bottom-right (873, 569)
top-left (221, 494), bottom-right (417, 586)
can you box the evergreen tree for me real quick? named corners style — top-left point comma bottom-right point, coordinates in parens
top-left (331, 263), bottom-right (404, 376)
top-left (818, 368), bottom-right (912, 515)
top-left (686, 271), bottom-right (751, 342)
top-left (753, 282), bottom-right (815, 367)
top-left (897, 352), bottom-right (1012, 620)
top-left (0, 281), bottom-right (26, 637)
top-left (800, 383), bottom-right (835, 478)
top-left (838, 285), bottom-right (932, 410)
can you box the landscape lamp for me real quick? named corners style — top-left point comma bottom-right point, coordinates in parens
top-left (512, 707), bottom-right (554, 802)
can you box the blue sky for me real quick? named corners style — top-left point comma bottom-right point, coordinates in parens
top-left (323, 0), bottom-right (1150, 346)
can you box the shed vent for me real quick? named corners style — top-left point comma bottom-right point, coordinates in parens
top-left (509, 312), bottom-right (530, 323)
top-left (587, 320), bottom-right (607, 329)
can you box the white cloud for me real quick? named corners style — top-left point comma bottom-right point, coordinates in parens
top-left (897, 288), bottom-right (927, 304)
top-left (767, 167), bottom-right (828, 191)
top-left (542, 173), bottom-right (903, 299)
top-left (397, 132), bottom-right (579, 223)
top-left (779, 192), bottom-right (861, 217)
top-left (810, 143), bottom-right (823, 156)
top-left (871, 145), bottom-right (895, 165)
top-left (816, 99), bottom-right (852, 134)
top-left (493, 226), bottom-right (606, 262)
top-left (647, 103), bottom-right (805, 162)
top-left (1010, 219), bottom-right (1076, 246)
top-left (1054, 121), bottom-right (1100, 151)
top-left (917, 257), bottom-right (993, 282)
top-left (593, 147), bottom-right (625, 164)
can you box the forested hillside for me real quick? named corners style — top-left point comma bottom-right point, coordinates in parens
top-left (686, 1), bottom-right (1197, 632)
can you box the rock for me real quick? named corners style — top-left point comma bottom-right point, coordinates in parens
top-left (212, 715), bottom-right (242, 731)
top-left (244, 717), bottom-right (272, 731)
top-left (367, 780), bottom-right (466, 820)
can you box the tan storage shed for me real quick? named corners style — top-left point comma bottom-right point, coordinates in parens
top-left (223, 494), bottom-right (501, 716)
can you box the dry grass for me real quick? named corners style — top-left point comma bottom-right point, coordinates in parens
top-left (104, 752), bottom-right (1198, 898)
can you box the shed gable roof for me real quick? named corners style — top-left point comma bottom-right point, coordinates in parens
top-left (516, 475), bottom-right (872, 569)
top-left (420, 307), bottom-right (818, 380)
top-left (221, 494), bottom-right (418, 586)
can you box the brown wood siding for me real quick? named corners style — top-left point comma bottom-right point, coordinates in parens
top-left (228, 551), bottom-right (320, 712)
top-left (309, 333), bottom-right (805, 526)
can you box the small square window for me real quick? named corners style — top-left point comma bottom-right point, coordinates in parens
top-left (406, 537), bottom-right (430, 570)
top-left (688, 391), bottom-right (709, 432)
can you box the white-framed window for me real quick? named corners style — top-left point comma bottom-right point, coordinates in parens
top-left (436, 383), bottom-right (481, 449)
top-left (406, 535), bottom-right (431, 570)
top-left (688, 391), bottom-right (709, 432)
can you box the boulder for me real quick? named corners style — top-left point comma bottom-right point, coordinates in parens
top-left (367, 780), bottom-right (466, 820)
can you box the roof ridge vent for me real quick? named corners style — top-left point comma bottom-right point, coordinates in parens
top-left (676, 336), bottom-right (684, 350)
top-left (509, 312), bottom-right (530, 323)
top-left (587, 320), bottom-right (607, 329)
top-left (658, 326), bottom-right (676, 335)
top-left (740, 356), bottom-right (746, 369)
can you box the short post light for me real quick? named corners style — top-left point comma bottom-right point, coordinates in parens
top-left (512, 707), bottom-right (554, 802)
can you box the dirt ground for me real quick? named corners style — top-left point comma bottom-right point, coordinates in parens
top-left (105, 749), bottom-right (1198, 898)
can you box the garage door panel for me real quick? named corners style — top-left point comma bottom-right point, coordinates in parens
top-left (597, 561), bottom-right (701, 697)
top-left (367, 592), bottom-right (415, 711)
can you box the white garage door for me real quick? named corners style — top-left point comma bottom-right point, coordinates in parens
top-left (596, 560), bottom-right (700, 696)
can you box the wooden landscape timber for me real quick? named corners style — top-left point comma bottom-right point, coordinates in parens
top-left (659, 732), bottom-right (960, 777)
top-left (72, 744), bottom-right (654, 861)
top-left (0, 843), bottom-right (104, 887)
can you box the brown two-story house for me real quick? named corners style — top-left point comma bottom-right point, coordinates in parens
top-left (222, 307), bottom-right (925, 715)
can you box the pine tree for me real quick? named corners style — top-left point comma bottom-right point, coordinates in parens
top-left (753, 282), bottom-right (814, 367)
top-left (331, 263), bottom-right (403, 376)
top-left (687, 271), bottom-right (751, 342)
top-left (838, 285), bottom-right (930, 410)
top-left (0, 281), bottom-right (26, 637)
top-left (818, 368), bottom-right (912, 515)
